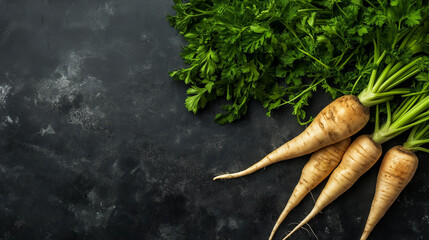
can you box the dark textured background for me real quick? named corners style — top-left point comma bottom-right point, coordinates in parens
top-left (0, 1), bottom-right (428, 239)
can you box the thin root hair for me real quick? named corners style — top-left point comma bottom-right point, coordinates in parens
top-left (309, 190), bottom-right (316, 203)
top-left (281, 221), bottom-right (319, 239)
top-left (305, 222), bottom-right (319, 240)
top-left (281, 222), bottom-right (310, 239)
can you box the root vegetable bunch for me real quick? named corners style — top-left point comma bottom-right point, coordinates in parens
top-left (169, 0), bottom-right (429, 239)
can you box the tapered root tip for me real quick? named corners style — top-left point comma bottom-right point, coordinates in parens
top-left (269, 205), bottom-right (293, 240)
top-left (360, 230), bottom-right (370, 240)
top-left (282, 208), bottom-right (319, 240)
top-left (268, 231), bottom-right (275, 240)
top-left (213, 174), bottom-right (232, 180)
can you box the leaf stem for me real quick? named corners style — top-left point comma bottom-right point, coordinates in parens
top-left (280, 21), bottom-right (306, 49)
top-left (297, 48), bottom-right (330, 69)
top-left (351, 56), bottom-right (374, 94)
top-left (335, 2), bottom-right (348, 18)
top-left (371, 61), bottom-right (395, 92)
top-left (338, 50), bottom-right (357, 69)
top-left (390, 96), bottom-right (429, 130)
top-left (280, 79), bottom-right (324, 106)
top-left (377, 58), bottom-right (422, 92)
top-left (393, 96), bottom-right (418, 122)
top-left (408, 147), bottom-right (429, 153)
top-left (386, 62), bottom-right (404, 78)
top-left (365, 0), bottom-right (376, 9)
top-left (385, 101), bottom-right (392, 128)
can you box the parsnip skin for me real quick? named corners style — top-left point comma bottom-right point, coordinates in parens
top-left (360, 146), bottom-right (418, 240)
top-left (269, 138), bottom-right (351, 240)
top-left (283, 135), bottom-right (382, 240)
top-left (214, 95), bottom-right (370, 180)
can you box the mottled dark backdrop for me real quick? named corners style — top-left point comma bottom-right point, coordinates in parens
top-left (0, 1), bottom-right (427, 240)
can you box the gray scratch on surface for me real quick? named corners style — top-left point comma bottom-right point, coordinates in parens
top-left (39, 124), bottom-right (55, 136)
top-left (423, 215), bottom-right (429, 224)
top-left (36, 51), bottom-right (107, 131)
top-left (5, 116), bottom-right (13, 124)
top-left (90, 0), bottom-right (116, 30)
top-left (18, 142), bottom-right (89, 177)
top-left (140, 32), bottom-right (154, 44)
top-left (324, 226), bottom-right (330, 234)
top-left (67, 203), bottom-right (116, 231)
top-left (128, 63), bottom-right (153, 77)
top-left (0, 85), bottom-right (11, 107)
top-left (228, 217), bottom-right (239, 229)
top-left (215, 217), bottom-right (241, 232)
top-left (57, 51), bottom-right (85, 80)
top-left (67, 106), bottom-right (105, 131)
top-left (158, 224), bottom-right (185, 240)
top-left (326, 211), bottom-right (344, 233)
top-left (3, 115), bottom-right (18, 124)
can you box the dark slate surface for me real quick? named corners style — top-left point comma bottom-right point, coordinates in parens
top-left (0, 1), bottom-right (428, 240)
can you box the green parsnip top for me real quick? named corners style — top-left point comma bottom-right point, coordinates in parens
top-left (168, 0), bottom-right (429, 124)
top-left (372, 72), bottom-right (429, 144)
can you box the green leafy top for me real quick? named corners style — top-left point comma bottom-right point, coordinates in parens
top-left (168, 0), bottom-right (428, 124)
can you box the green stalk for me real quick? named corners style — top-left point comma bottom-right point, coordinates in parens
top-left (366, 69), bottom-right (378, 92)
top-left (379, 67), bottom-right (421, 92)
top-left (407, 122), bottom-right (420, 140)
top-left (393, 115), bottom-right (429, 135)
top-left (415, 124), bottom-right (429, 139)
top-left (366, 45), bottom-right (387, 92)
top-left (372, 92), bottom-right (429, 144)
top-left (376, 0), bottom-right (386, 12)
top-left (398, 26), bottom-right (419, 50)
top-left (385, 101), bottom-right (392, 128)
top-left (402, 89), bottom-right (429, 97)
top-left (357, 23), bottom-right (426, 108)
top-left (376, 58), bottom-right (422, 93)
top-left (371, 61), bottom-right (395, 91)
top-left (410, 43), bottom-right (424, 55)
top-left (358, 88), bottom-right (409, 107)
top-left (335, 2), bottom-right (348, 18)
top-left (372, 89), bottom-right (410, 98)
top-left (392, 97), bottom-right (419, 122)
top-left (351, 75), bottom-right (364, 95)
top-left (338, 50), bottom-right (357, 69)
top-left (315, 20), bottom-right (329, 24)
top-left (390, 34), bottom-right (399, 50)
top-left (406, 139), bottom-right (429, 146)
top-left (280, 21), bottom-right (305, 49)
top-left (375, 50), bottom-right (387, 66)
top-left (297, 48), bottom-right (330, 69)
top-left (390, 96), bottom-right (429, 130)
top-left (413, 110), bottom-right (429, 122)
top-left (403, 116), bottom-right (429, 154)
top-left (279, 79), bottom-right (324, 106)
top-left (386, 62), bottom-right (404, 78)
top-left (351, 56), bottom-right (374, 94)
top-left (358, 95), bottom-right (393, 107)
top-left (365, 36), bottom-right (381, 90)
top-left (409, 147), bottom-right (429, 153)
top-left (297, 9), bottom-right (321, 12)
top-left (365, 0), bottom-right (376, 8)
top-left (333, 50), bottom-right (347, 67)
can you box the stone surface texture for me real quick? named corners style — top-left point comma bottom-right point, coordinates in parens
top-left (0, 1), bottom-right (428, 239)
